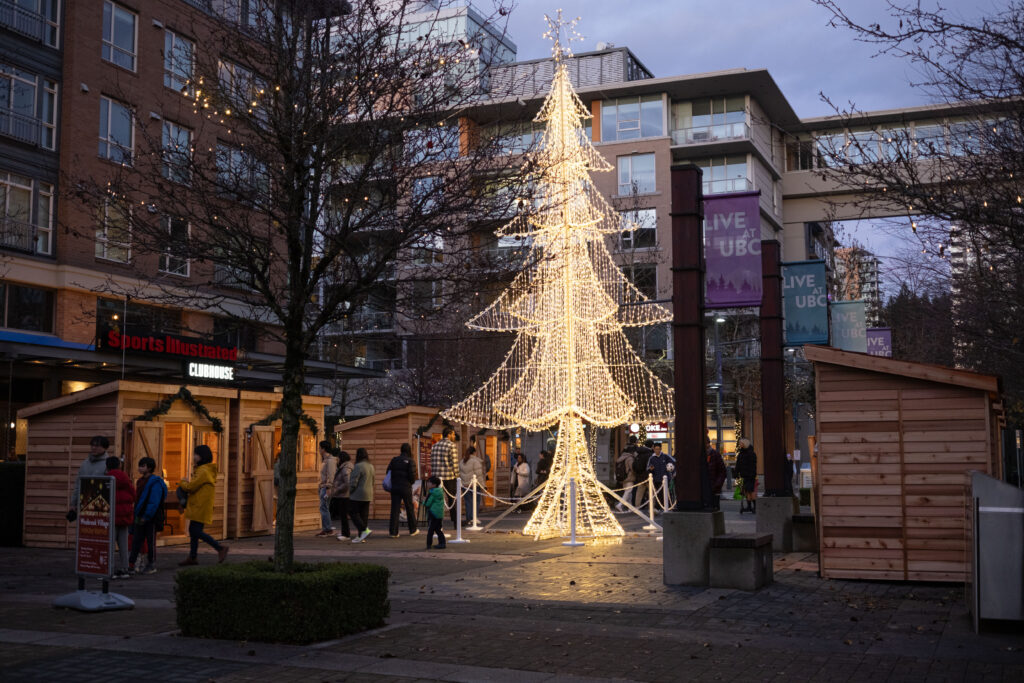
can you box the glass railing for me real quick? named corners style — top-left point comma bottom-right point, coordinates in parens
top-left (336, 310), bottom-right (395, 333)
top-left (671, 122), bottom-right (750, 146)
top-left (702, 177), bottom-right (754, 195)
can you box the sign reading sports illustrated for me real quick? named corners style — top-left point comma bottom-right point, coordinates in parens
top-left (830, 300), bottom-right (867, 353)
top-left (75, 476), bottom-right (114, 578)
top-left (866, 327), bottom-right (893, 357)
top-left (782, 260), bottom-right (829, 345)
top-left (704, 192), bottom-right (762, 308)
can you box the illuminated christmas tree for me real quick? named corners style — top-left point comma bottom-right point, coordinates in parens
top-left (442, 14), bottom-right (674, 539)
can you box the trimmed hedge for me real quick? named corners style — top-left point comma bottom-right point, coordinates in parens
top-left (175, 560), bottom-right (390, 643)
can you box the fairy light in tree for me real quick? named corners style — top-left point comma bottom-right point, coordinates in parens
top-left (442, 13), bottom-right (674, 540)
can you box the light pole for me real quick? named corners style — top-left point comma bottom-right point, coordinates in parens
top-left (713, 316), bottom-right (725, 453)
top-left (786, 347), bottom-right (799, 495)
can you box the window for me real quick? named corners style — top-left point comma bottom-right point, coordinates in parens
top-left (96, 200), bottom-right (130, 262)
top-left (159, 216), bottom-right (189, 276)
top-left (0, 171), bottom-right (51, 255)
top-left (164, 30), bottom-right (195, 95)
top-left (217, 59), bottom-right (265, 116)
top-left (620, 208), bottom-right (656, 250)
top-left (162, 121), bottom-right (191, 183)
top-left (411, 234), bottom-right (443, 265)
top-left (216, 143), bottom-right (268, 201)
top-left (99, 96), bottom-right (133, 164)
top-left (406, 126), bottom-right (458, 165)
top-left (601, 95), bottom-right (663, 142)
top-left (0, 65), bottom-right (57, 149)
top-left (412, 279), bottom-right (442, 310)
top-left (845, 130), bottom-right (879, 165)
top-left (486, 121), bottom-right (543, 155)
top-left (785, 140), bottom-right (815, 171)
top-left (624, 263), bottom-right (657, 299)
top-left (412, 176), bottom-right (442, 214)
top-left (0, 281), bottom-right (54, 333)
top-left (102, 2), bottom-right (137, 71)
top-left (1, 0), bottom-right (61, 47)
top-left (695, 155), bottom-right (749, 194)
top-left (617, 153), bottom-right (656, 195)
top-left (213, 317), bottom-right (258, 349)
top-left (913, 123), bottom-right (946, 156)
top-left (97, 298), bottom-right (181, 336)
top-left (211, 0), bottom-right (274, 28)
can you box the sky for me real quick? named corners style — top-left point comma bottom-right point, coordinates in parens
top-left (498, 0), bottom-right (993, 290)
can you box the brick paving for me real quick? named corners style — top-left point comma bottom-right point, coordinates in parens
top-left (0, 501), bottom-right (1021, 682)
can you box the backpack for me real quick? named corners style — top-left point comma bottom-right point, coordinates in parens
top-left (614, 454), bottom-right (630, 483)
top-left (332, 462), bottom-right (351, 497)
top-left (632, 448), bottom-right (650, 478)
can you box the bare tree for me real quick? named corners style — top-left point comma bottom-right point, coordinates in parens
top-left (65, 0), bottom-right (531, 569)
top-left (812, 0), bottom-right (1024, 420)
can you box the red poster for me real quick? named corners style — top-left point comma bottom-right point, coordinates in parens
top-left (75, 477), bottom-right (114, 577)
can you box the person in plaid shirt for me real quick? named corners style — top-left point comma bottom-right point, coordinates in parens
top-left (430, 427), bottom-right (459, 524)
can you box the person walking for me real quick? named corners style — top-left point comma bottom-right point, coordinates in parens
top-left (645, 443), bottom-right (676, 510)
top-left (332, 450), bottom-right (353, 540)
top-left (459, 446), bottom-right (484, 524)
top-left (429, 427), bottom-right (459, 525)
top-left (423, 475), bottom-right (446, 550)
top-left (535, 449), bottom-right (552, 487)
top-left (66, 435), bottom-right (112, 522)
top-left (129, 456), bottom-right (166, 575)
top-left (706, 436), bottom-right (727, 511)
top-left (735, 438), bottom-right (758, 514)
top-left (105, 456), bottom-right (136, 579)
top-left (316, 441), bottom-right (338, 536)
top-left (178, 445), bottom-right (228, 565)
top-left (387, 443), bottom-right (419, 537)
top-left (615, 446), bottom-right (636, 512)
top-left (348, 448), bottom-right (375, 543)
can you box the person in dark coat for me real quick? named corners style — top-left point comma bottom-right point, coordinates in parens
top-left (535, 450), bottom-right (552, 486)
top-left (734, 438), bottom-right (758, 513)
top-left (106, 456), bottom-right (136, 579)
top-left (706, 435), bottom-right (727, 510)
top-left (129, 456), bottom-right (167, 575)
top-left (386, 442), bottom-right (419, 537)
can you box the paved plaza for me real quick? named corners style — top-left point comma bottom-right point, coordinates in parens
top-left (1, 500), bottom-right (1021, 682)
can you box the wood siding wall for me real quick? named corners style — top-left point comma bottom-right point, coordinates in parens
top-left (816, 364), bottom-right (996, 582)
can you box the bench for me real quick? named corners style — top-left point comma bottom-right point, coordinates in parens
top-left (709, 533), bottom-right (773, 590)
top-left (791, 513), bottom-right (817, 552)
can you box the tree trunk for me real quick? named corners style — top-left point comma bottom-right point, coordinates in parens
top-left (273, 334), bottom-right (308, 572)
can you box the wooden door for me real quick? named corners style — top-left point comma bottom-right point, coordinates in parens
top-left (131, 422), bottom-right (165, 481)
top-left (250, 425), bottom-right (274, 531)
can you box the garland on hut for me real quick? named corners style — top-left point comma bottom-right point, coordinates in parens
top-left (134, 386), bottom-right (224, 433)
top-left (251, 404), bottom-right (319, 436)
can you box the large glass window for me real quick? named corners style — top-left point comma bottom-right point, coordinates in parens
top-left (913, 123), bottom-right (946, 156)
top-left (624, 263), bottom-right (657, 299)
top-left (601, 95), bottom-right (663, 142)
top-left (695, 155), bottom-right (749, 195)
top-left (96, 200), bottom-right (130, 262)
top-left (102, 2), bottom-right (137, 71)
top-left (97, 298), bottom-right (181, 336)
top-left (620, 208), bottom-right (657, 250)
top-left (0, 172), bottom-right (52, 255)
top-left (216, 143), bottom-right (268, 201)
top-left (162, 121), bottom-right (191, 183)
top-left (617, 153), bottom-right (656, 195)
top-left (99, 96), bottom-right (133, 164)
top-left (405, 126), bottom-right (459, 164)
top-left (0, 281), bottom-right (54, 333)
top-left (0, 65), bottom-right (55, 148)
top-left (164, 30), bottom-right (195, 95)
top-left (159, 216), bottom-right (189, 276)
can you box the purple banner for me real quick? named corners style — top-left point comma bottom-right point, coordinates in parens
top-left (705, 192), bottom-right (762, 307)
top-left (866, 327), bottom-right (892, 357)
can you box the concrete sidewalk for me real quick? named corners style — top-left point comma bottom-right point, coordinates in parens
top-left (1, 500), bottom-right (1021, 682)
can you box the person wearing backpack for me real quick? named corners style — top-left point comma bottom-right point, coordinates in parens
top-left (129, 456), bottom-right (167, 575)
top-left (614, 447), bottom-right (636, 512)
top-left (332, 450), bottom-right (353, 540)
top-left (630, 437), bottom-right (654, 508)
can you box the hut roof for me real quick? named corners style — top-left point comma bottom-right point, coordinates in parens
top-left (803, 345), bottom-right (1000, 394)
top-left (334, 405), bottom-right (441, 433)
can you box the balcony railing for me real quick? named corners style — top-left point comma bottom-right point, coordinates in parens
top-left (333, 310), bottom-right (395, 334)
top-left (0, 0), bottom-right (47, 43)
top-left (703, 177), bottom-right (754, 195)
top-left (671, 122), bottom-right (750, 146)
top-left (0, 216), bottom-right (40, 254)
top-left (0, 109), bottom-right (42, 146)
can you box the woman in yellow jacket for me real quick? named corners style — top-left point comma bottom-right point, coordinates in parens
top-left (178, 445), bottom-right (229, 566)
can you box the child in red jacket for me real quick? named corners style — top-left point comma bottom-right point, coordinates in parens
top-left (106, 456), bottom-right (136, 579)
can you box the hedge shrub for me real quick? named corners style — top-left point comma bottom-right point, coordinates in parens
top-left (175, 560), bottom-right (389, 643)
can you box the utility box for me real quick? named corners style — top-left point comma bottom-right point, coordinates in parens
top-left (968, 471), bottom-right (1024, 631)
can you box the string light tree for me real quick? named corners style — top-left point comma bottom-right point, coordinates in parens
top-left (442, 13), bottom-right (674, 540)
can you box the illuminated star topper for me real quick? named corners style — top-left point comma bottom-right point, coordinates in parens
top-left (542, 10), bottom-right (583, 62)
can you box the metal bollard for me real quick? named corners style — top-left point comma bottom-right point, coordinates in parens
top-left (450, 478), bottom-right (469, 543)
top-left (562, 477), bottom-right (584, 547)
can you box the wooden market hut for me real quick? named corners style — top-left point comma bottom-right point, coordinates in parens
top-left (334, 406), bottom-right (513, 520)
top-left (805, 345), bottom-right (1003, 582)
top-left (19, 381), bottom-right (330, 548)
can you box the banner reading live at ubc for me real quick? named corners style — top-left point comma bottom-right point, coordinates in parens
top-left (867, 327), bottom-right (893, 357)
top-left (704, 192), bottom-right (762, 308)
top-left (782, 260), bottom-right (829, 345)
top-left (830, 300), bottom-right (868, 353)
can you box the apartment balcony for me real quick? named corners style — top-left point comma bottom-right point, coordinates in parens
top-left (671, 122), bottom-right (750, 147)
top-left (0, 216), bottom-right (42, 254)
top-left (0, 109), bottom-right (42, 146)
top-left (354, 356), bottom-right (402, 371)
top-left (703, 177), bottom-right (754, 195)
top-left (0, 0), bottom-right (49, 43)
top-left (330, 310), bottom-right (395, 334)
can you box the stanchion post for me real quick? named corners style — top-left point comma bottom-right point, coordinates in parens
top-left (663, 475), bottom-right (670, 512)
top-left (468, 475), bottom-right (482, 530)
top-left (643, 473), bottom-right (658, 531)
top-left (450, 478), bottom-right (469, 543)
top-left (562, 477), bottom-right (584, 547)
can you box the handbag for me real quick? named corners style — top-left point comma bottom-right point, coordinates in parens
top-left (382, 470), bottom-right (393, 492)
top-left (176, 485), bottom-right (189, 511)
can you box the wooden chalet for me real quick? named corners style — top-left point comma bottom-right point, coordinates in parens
top-left (805, 345), bottom-right (1003, 582)
top-left (18, 381), bottom-right (330, 548)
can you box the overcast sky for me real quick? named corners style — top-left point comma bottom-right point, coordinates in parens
top-left (502, 0), bottom-right (989, 118)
